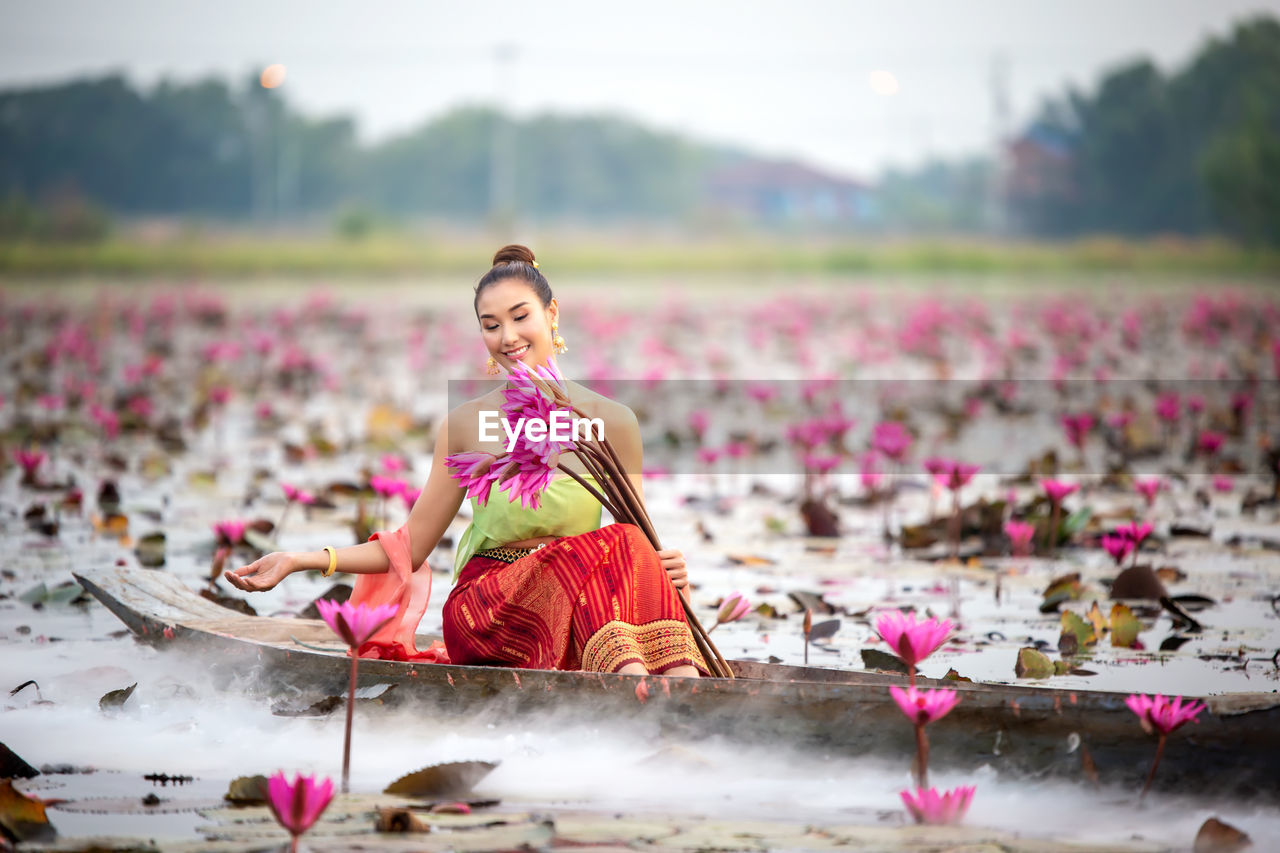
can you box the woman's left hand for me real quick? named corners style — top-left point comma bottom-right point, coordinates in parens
top-left (656, 547), bottom-right (688, 590)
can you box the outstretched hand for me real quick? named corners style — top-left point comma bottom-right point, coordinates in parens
top-left (224, 552), bottom-right (296, 592)
top-left (656, 547), bottom-right (688, 590)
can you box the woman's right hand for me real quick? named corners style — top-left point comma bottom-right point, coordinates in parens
top-left (224, 552), bottom-right (298, 593)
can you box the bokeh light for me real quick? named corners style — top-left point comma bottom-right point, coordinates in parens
top-left (868, 69), bottom-right (899, 96)
top-left (259, 63), bottom-right (287, 89)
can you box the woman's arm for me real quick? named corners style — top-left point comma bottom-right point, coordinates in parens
top-left (225, 411), bottom-right (466, 592)
top-left (609, 404), bottom-right (691, 605)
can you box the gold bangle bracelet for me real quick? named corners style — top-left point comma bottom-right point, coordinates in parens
top-left (322, 546), bottom-right (338, 577)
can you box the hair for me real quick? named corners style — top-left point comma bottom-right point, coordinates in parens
top-left (474, 244), bottom-right (553, 316)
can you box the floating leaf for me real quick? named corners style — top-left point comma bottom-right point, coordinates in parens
top-left (299, 584), bottom-right (354, 620)
top-left (1086, 601), bottom-right (1107, 641)
top-left (1160, 635), bottom-right (1193, 652)
top-left (1060, 610), bottom-right (1097, 649)
top-left (1060, 506), bottom-right (1093, 539)
top-left (1169, 594), bottom-right (1216, 612)
top-left (1057, 630), bottom-right (1078, 657)
top-left (224, 775), bottom-right (268, 804)
top-left (1111, 564), bottom-right (1167, 600)
top-left (942, 668), bottom-right (972, 682)
top-left (788, 591), bottom-right (837, 615)
top-left (753, 602), bottom-right (782, 619)
top-left (99, 682), bottom-right (137, 711)
top-left (19, 582), bottom-right (85, 608)
top-left (1110, 603), bottom-right (1142, 648)
top-left (1053, 660), bottom-right (1072, 676)
top-left (1015, 647), bottom-right (1054, 679)
top-left (0, 779), bottom-right (55, 842)
top-left (859, 649), bottom-right (909, 675)
top-left (383, 760), bottom-right (499, 797)
top-left (94, 513), bottom-right (130, 538)
top-left (807, 619), bottom-right (840, 643)
top-left (0, 743), bottom-right (38, 779)
top-left (134, 532), bottom-right (166, 568)
top-left (1156, 566), bottom-right (1188, 584)
top-left (1193, 817), bottom-right (1251, 853)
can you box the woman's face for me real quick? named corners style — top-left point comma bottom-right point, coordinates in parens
top-left (476, 277), bottom-right (558, 374)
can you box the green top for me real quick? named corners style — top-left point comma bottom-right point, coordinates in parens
top-left (452, 475), bottom-right (603, 582)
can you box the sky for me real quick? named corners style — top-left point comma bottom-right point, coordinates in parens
top-left (3, 0), bottom-right (1279, 180)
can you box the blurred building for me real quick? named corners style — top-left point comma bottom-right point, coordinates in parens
top-left (1002, 122), bottom-right (1078, 235)
top-left (703, 158), bottom-right (876, 227)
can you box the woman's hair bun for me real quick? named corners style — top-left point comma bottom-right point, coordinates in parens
top-left (492, 244), bottom-right (536, 267)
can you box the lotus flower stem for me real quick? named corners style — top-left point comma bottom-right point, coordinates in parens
top-left (1046, 500), bottom-right (1061, 556)
top-left (1140, 733), bottom-right (1167, 802)
top-left (342, 652), bottom-right (358, 793)
top-left (914, 721), bottom-right (930, 789)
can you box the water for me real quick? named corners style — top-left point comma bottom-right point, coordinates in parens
top-left (3, 277), bottom-right (1280, 849)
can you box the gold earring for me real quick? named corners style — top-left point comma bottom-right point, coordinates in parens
top-left (552, 321), bottom-right (567, 355)
top-left (486, 355), bottom-right (501, 375)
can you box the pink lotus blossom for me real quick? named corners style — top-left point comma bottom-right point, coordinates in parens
top-left (697, 447), bottom-right (722, 466)
top-left (889, 686), bottom-right (960, 726)
top-left (859, 453), bottom-right (883, 491)
top-left (400, 486), bottom-right (422, 508)
top-left (1060, 412), bottom-right (1095, 449)
top-left (208, 386), bottom-right (232, 405)
top-left (713, 592), bottom-right (751, 628)
top-left (266, 771), bottom-right (333, 849)
top-left (1154, 392), bottom-right (1181, 424)
top-left (282, 483), bottom-right (316, 505)
top-left (316, 599), bottom-right (400, 649)
top-left (803, 453), bottom-right (840, 475)
top-left (380, 454), bottom-right (407, 473)
top-left (688, 409), bottom-right (709, 438)
top-left (369, 475), bottom-right (406, 500)
top-left (445, 451), bottom-right (501, 503)
top-left (1231, 391), bottom-right (1254, 419)
top-left (1108, 411), bottom-right (1135, 430)
top-left (1101, 533), bottom-right (1135, 566)
top-left (1117, 520), bottom-right (1154, 546)
top-left (1211, 475), bottom-right (1234, 493)
top-left (1041, 479), bottom-right (1078, 505)
top-left (871, 421), bottom-right (913, 462)
top-left (15, 449), bottom-right (45, 479)
top-left (1134, 478), bottom-right (1162, 507)
top-left (1186, 394), bottom-right (1206, 415)
top-left (1196, 431), bottom-right (1225, 455)
top-left (928, 459), bottom-right (979, 491)
top-left (1125, 693), bottom-right (1206, 736)
top-left (1003, 520), bottom-right (1035, 557)
top-left (875, 610), bottom-right (952, 671)
top-left (900, 786), bottom-right (975, 825)
top-left (213, 519), bottom-right (248, 545)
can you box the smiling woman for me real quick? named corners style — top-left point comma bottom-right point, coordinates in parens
top-left (226, 244), bottom-right (708, 678)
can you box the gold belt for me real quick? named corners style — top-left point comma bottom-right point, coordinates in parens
top-left (473, 543), bottom-right (548, 564)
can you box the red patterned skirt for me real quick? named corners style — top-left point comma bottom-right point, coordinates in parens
top-left (442, 523), bottom-right (710, 675)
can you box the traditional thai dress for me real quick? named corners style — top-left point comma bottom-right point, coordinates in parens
top-left (443, 474), bottom-right (710, 675)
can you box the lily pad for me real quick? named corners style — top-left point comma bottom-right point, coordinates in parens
top-left (99, 682), bottom-right (137, 711)
top-left (224, 775), bottom-right (268, 804)
top-left (1060, 610), bottom-right (1097, 650)
top-left (1015, 647), bottom-right (1054, 679)
top-left (1110, 603), bottom-right (1142, 648)
top-left (383, 760), bottom-right (499, 798)
top-left (134, 532), bottom-right (166, 568)
top-left (0, 779), bottom-right (55, 843)
top-left (859, 648), bottom-right (909, 674)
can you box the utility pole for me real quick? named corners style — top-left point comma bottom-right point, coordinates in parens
top-left (987, 51), bottom-right (1012, 236)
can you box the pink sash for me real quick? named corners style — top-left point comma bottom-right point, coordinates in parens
top-left (347, 524), bottom-right (449, 663)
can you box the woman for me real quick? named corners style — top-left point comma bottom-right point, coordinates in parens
top-left (225, 244), bottom-right (708, 678)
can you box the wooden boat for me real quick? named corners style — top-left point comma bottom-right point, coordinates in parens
top-left (74, 566), bottom-right (1280, 797)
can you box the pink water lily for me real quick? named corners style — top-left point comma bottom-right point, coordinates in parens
top-left (1125, 693), bottom-right (1207, 799)
top-left (928, 459), bottom-right (979, 491)
top-left (266, 771), bottom-right (333, 851)
top-left (1196, 430), bottom-right (1225, 455)
top-left (900, 785), bottom-right (975, 825)
top-left (1117, 520), bottom-right (1153, 546)
top-left (1040, 479), bottom-right (1078, 504)
top-left (281, 483), bottom-right (316, 505)
top-left (1155, 392), bottom-right (1181, 423)
top-left (15, 449), bottom-right (46, 483)
top-left (1101, 533), bottom-right (1135, 566)
top-left (212, 519), bottom-right (248, 546)
top-left (871, 420), bottom-right (913, 462)
top-left (316, 600), bottom-right (401, 649)
top-left (1003, 520), bottom-right (1035, 557)
top-left (1060, 412), bottom-right (1095, 449)
top-left (369, 474), bottom-right (406, 500)
top-left (1211, 475), bottom-right (1234, 493)
top-left (1134, 477), bottom-right (1162, 508)
top-left (1125, 693), bottom-right (1206, 736)
top-left (445, 451), bottom-right (501, 502)
top-left (889, 686), bottom-right (960, 726)
top-left (875, 610), bottom-right (952, 682)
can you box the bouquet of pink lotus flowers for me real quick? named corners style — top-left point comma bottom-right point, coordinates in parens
top-left (444, 358), bottom-right (733, 679)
